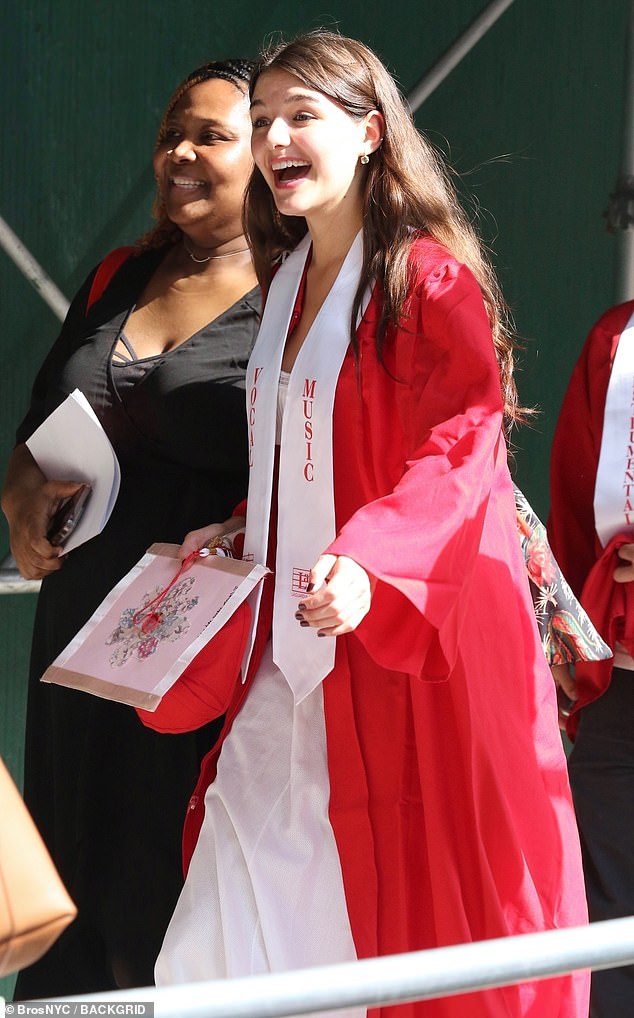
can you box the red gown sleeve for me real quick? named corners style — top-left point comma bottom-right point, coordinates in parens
top-left (547, 304), bottom-right (632, 597)
top-left (135, 601), bottom-right (251, 734)
top-left (327, 249), bottom-right (508, 678)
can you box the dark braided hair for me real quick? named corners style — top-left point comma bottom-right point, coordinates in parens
top-left (141, 59), bottom-right (254, 250)
top-left (184, 59), bottom-right (254, 89)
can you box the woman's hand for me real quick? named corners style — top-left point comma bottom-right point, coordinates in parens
top-left (179, 517), bottom-right (246, 560)
top-left (1, 445), bottom-right (84, 580)
top-left (295, 554), bottom-right (375, 636)
top-left (6, 479), bottom-right (85, 580)
top-left (614, 543), bottom-right (634, 583)
top-left (551, 662), bottom-right (577, 731)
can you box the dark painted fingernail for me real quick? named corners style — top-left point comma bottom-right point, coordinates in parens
top-left (306, 583), bottom-right (315, 593)
top-left (317, 632), bottom-right (326, 638)
top-left (294, 612), bottom-right (303, 620)
top-left (299, 620), bottom-right (310, 628)
top-left (298, 603), bottom-right (306, 611)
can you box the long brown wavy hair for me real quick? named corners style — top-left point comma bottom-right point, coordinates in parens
top-left (140, 58), bottom-right (254, 251)
top-left (244, 31), bottom-right (522, 429)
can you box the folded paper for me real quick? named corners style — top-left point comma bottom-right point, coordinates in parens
top-left (26, 388), bottom-right (120, 552)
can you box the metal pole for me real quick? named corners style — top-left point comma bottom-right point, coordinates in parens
top-left (407, 0), bottom-right (518, 113)
top-left (0, 214), bottom-right (69, 322)
top-left (59, 916), bottom-right (634, 1018)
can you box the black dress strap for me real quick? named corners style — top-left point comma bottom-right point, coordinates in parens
top-left (111, 332), bottom-right (139, 364)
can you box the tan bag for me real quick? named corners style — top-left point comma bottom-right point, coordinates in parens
top-left (0, 757), bottom-right (76, 977)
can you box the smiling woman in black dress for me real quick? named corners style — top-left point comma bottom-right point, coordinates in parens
top-left (1, 58), bottom-right (260, 996)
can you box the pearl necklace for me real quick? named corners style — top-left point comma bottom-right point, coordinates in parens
top-left (183, 237), bottom-right (250, 263)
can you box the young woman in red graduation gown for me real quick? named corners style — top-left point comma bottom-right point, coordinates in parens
top-left (145, 31), bottom-right (589, 1017)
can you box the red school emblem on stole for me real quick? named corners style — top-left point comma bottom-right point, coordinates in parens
top-left (292, 568), bottom-right (311, 597)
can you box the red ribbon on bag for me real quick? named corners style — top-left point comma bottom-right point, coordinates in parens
top-left (132, 551), bottom-right (200, 634)
top-left (132, 538), bottom-right (236, 634)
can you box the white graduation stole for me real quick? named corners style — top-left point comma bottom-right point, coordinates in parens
top-left (594, 308), bottom-right (634, 546)
top-left (242, 231), bottom-right (368, 703)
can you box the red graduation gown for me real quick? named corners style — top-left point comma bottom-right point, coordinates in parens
top-left (549, 299), bottom-right (634, 737)
top-left (166, 237), bottom-right (590, 1016)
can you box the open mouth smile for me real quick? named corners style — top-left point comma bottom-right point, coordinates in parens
top-left (169, 176), bottom-right (207, 190)
top-left (271, 159), bottom-right (311, 186)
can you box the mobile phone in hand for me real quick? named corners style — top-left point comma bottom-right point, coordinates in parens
top-left (46, 485), bottom-right (92, 547)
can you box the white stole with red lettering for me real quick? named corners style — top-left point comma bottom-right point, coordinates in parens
top-left (594, 308), bottom-right (634, 546)
top-left (242, 231), bottom-right (367, 703)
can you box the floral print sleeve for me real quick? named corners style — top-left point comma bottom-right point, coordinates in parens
top-left (514, 486), bottom-right (611, 665)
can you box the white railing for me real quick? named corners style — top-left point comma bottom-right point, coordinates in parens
top-left (53, 916), bottom-right (634, 1017)
top-left (0, 556), bottom-right (40, 595)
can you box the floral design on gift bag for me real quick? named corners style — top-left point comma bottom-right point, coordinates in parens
top-left (106, 575), bottom-right (199, 667)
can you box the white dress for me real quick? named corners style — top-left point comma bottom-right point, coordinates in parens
top-left (155, 375), bottom-right (364, 1017)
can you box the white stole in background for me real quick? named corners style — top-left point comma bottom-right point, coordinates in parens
top-left (243, 231), bottom-right (368, 703)
top-left (594, 308), bottom-right (634, 547)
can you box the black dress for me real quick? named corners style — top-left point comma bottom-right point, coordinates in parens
top-left (13, 247), bottom-right (261, 996)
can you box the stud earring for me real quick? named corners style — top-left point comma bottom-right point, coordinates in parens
top-left (167, 149), bottom-right (174, 155)
top-left (360, 153), bottom-right (369, 165)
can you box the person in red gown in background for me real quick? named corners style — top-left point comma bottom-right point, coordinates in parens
top-left (147, 31), bottom-right (589, 1017)
top-left (549, 300), bottom-right (634, 1018)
